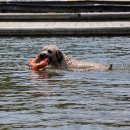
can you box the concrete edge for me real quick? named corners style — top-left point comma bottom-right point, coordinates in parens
top-left (1, 1), bottom-right (130, 13)
top-left (0, 27), bottom-right (130, 36)
top-left (1, 12), bottom-right (130, 21)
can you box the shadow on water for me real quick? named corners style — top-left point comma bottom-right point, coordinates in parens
top-left (0, 37), bottom-right (130, 130)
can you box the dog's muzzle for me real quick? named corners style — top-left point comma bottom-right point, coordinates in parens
top-left (37, 53), bottom-right (48, 62)
top-left (37, 53), bottom-right (52, 64)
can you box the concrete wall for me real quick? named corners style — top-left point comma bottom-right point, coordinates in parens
top-left (0, 0), bottom-right (130, 13)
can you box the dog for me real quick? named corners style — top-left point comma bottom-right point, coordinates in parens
top-left (37, 45), bottom-right (112, 71)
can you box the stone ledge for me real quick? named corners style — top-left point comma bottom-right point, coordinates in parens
top-left (0, 12), bottom-right (130, 21)
top-left (0, 21), bottom-right (130, 36)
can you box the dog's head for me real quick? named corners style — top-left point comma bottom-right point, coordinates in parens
top-left (37, 45), bottom-right (63, 66)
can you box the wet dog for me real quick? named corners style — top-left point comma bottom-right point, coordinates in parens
top-left (37, 45), bottom-right (112, 71)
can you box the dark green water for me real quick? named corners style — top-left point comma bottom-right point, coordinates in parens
top-left (0, 37), bottom-right (130, 130)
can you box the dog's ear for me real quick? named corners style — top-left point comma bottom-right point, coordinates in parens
top-left (56, 50), bottom-right (63, 64)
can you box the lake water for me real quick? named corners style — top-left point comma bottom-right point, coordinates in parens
top-left (0, 37), bottom-right (130, 130)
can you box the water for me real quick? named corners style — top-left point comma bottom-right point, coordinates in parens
top-left (0, 37), bottom-right (130, 130)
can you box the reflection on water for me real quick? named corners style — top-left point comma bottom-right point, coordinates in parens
top-left (0, 37), bottom-right (130, 130)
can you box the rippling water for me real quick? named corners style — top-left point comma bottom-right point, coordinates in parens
top-left (0, 37), bottom-right (130, 130)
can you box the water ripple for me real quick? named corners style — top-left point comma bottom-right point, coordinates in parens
top-left (0, 37), bottom-right (130, 130)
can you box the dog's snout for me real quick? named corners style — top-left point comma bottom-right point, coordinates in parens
top-left (41, 53), bottom-right (49, 57)
top-left (37, 53), bottom-right (48, 62)
top-left (39, 53), bottom-right (45, 58)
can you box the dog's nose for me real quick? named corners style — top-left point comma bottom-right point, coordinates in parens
top-left (37, 53), bottom-right (48, 62)
top-left (37, 53), bottom-right (45, 62)
top-left (39, 53), bottom-right (45, 58)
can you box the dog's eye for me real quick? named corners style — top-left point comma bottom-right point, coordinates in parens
top-left (48, 50), bottom-right (52, 54)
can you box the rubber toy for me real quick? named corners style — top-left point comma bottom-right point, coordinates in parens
top-left (27, 58), bottom-right (49, 70)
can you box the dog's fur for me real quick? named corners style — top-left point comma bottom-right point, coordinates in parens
top-left (37, 45), bottom-right (112, 71)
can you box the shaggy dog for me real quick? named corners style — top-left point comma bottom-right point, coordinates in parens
top-left (37, 45), bottom-right (112, 71)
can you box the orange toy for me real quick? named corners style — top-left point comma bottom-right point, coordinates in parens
top-left (27, 58), bottom-right (49, 70)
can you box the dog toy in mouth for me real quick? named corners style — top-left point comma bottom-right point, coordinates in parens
top-left (27, 58), bottom-right (49, 70)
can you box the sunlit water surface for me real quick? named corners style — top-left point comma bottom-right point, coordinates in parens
top-left (0, 37), bottom-right (130, 130)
